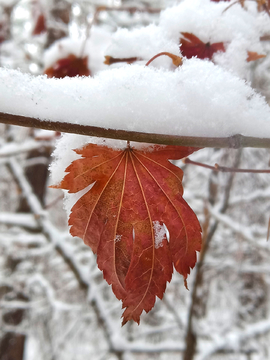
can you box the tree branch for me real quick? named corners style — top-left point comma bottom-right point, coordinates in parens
top-left (184, 158), bottom-right (270, 173)
top-left (1, 111), bottom-right (270, 148)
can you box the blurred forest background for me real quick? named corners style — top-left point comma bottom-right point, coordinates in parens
top-left (0, 0), bottom-right (270, 360)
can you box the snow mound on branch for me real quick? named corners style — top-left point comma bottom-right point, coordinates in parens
top-left (1, 59), bottom-right (269, 141)
top-left (39, 57), bottom-right (270, 185)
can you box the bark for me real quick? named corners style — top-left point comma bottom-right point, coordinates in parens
top-left (0, 112), bottom-right (270, 148)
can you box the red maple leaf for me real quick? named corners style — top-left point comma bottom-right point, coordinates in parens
top-left (53, 143), bottom-right (202, 324)
top-left (180, 32), bottom-right (225, 60)
top-left (32, 13), bottom-right (46, 35)
top-left (44, 54), bottom-right (91, 78)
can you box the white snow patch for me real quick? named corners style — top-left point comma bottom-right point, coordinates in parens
top-left (115, 235), bottom-right (122, 243)
top-left (163, 0), bottom-right (269, 77)
top-left (106, 0), bottom-right (270, 78)
top-left (105, 24), bottom-right (179, 69)
top-left (159, 0), bottom-right (269, 44)
top-left (153, 221), bottom-right (166, 249)
top-left (49, 133), bottom-right (90, 186)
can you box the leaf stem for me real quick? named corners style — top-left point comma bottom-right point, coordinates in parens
top-left (145, 52), bottom-right (183, 67)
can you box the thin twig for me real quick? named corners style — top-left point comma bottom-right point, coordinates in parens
top-left (162, 295), bottom-right (184, 330)
top-left (80, 4), bottom-right (161, 57)
top-left (0, 112), bottom-right (270, 148)
top-left (267, 217), bottom-right (270, 241)
top-left (44, 194), bottom-right (64, 209)
top-left (104, 55), bottom-right (139, 65)
top-left (260, 34), bottom-right (270, 41)
top-left (184, 158), bottom-right (270, 173)
top-left (95, 5), bottom-right (161, 14)
top-left (223, 0), bottom-right (270, 15)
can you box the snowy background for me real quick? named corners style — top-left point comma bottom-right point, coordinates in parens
top-left (0, 0), bottom-right (270, 360)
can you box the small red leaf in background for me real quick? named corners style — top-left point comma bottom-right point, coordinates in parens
top-left (53, 143), bottom-right (202, 324)
top-left (180, 32), bottom-right (225, 60)
top-left (246, 51), bottom-right (266, 62)
top-left (32, 13), bottom-right (46, 35)
top-left (45, 55), bottom-right (91, 78)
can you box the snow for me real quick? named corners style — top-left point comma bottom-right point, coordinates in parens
top-left (2, 55), bottom-right (270, 186)
top-left (107, 0), bottom-right (270, 78)
top-left (0, 139), bottom-right (50, 156)
top-left (159, 0), bottom-right (268, 45)
top-left (0, 0), bottom-right (17, 5)
top-left (105, 24), bottom-right (179, 66)
top-left (197, 318), bottom-right (270, 360)
top-left (0, 212), bottom-right (38, 229)
top-left (43, 27), bottom-right (112, 75)
top-left (153, 221), bottom-right (166, 249)
top-left (0, 59), bottom-right (270, 140)
top-left (115, 234), bottom-right (122, 243)
top-left (1, 0), bottom-right (270, 159)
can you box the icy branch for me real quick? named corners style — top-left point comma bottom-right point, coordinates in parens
top-left (198, 318), bottom-right (270, 360)
top-left (0, 139), bottom-right (53, 157)
top-left (7, 157), bottom-right (89, 289)
top-left (209, 206), bottom-right (270, 254)
top-left (0, 212), bottom-right (39, 230)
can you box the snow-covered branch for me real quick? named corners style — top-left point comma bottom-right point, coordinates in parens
top-left (0, 212), bottom-right (38, 230)
top-left (7, 157), bottom-right (89, 289)
top-left (0, 140), bottom-right (52, 157)
top-left (1, 58), bottom-right (270, 149)
top-left (198, 318), bottom-right (270, 360)
top-left (1, 111), bottom-right (270, 148)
